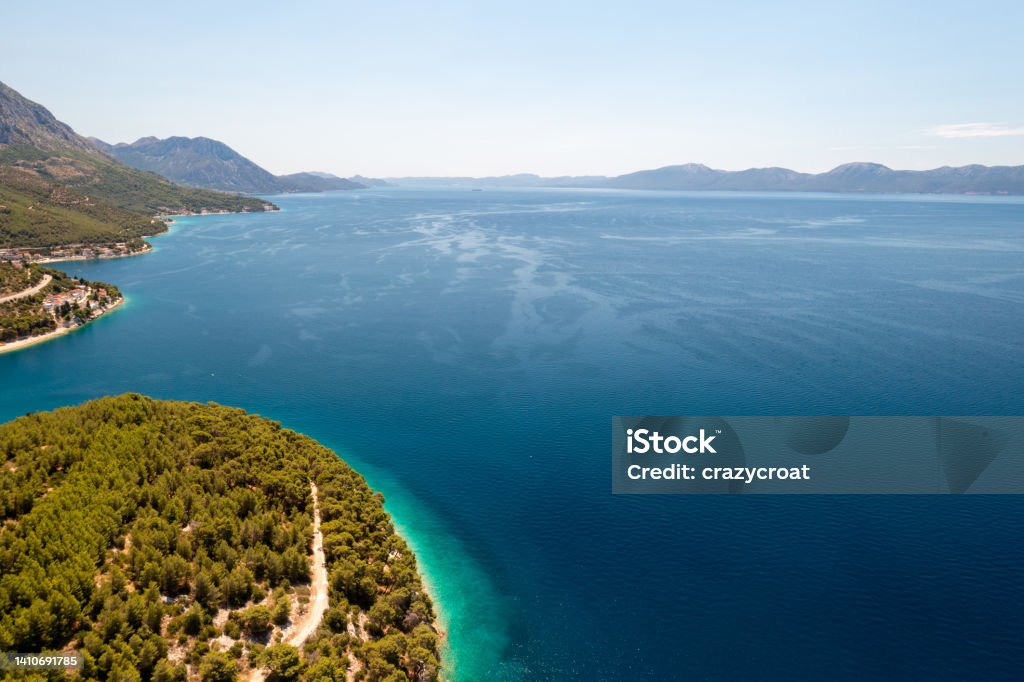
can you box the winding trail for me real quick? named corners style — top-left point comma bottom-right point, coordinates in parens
top-left (248, 481), bottom-right (327, 682)
top-left (0, 274), bottom-right (52, 303)
top-left (285, 481), bottom-right (329, 647)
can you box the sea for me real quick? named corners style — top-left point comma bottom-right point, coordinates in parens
top-left (2, 188), bottom-right (1023, 680)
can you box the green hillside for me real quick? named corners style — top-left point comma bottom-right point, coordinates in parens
top-left (0, 81), bottom-right (276, 249)
top-left (0, 145), bottom-right (272, 217)
top-left (93, 137), bottom-right (366, 195)
top-left (0, 395), bottom-right (441, 681)
top-left (0, 165), bottom-right (163, 248)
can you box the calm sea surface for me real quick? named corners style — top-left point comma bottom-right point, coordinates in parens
top-left (3, 188), bottom-right (1024, 680)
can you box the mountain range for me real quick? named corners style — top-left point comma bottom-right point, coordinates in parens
top-left (0, 80), bottom-right (274, 248)
top-left (92, 136), bottom-right (370, 194)
top-left (388, 162), bottom-right (1024, 194)
top-left (3, 77), bottom-right (1023, 252)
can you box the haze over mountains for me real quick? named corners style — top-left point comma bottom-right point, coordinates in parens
top-left (67, 98), bottom-right (1024, 197)
top-left (3, 75), bottom-right (1024, 248)
top-left (390, 162), bottom-right (1024, 194)
top-left (93, 136), bottom-right (369, 194)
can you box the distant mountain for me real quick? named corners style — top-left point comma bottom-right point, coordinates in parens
top-left (98, 136), bottom-right (368, 194)
top-left (348, 174), bottom-right (393, 187)
top-left (94, 136), bottom-right (283, 194)
top-left (388, 162), bottom-right (1024, 195)
top-left (0, 81), bottom-right (274, 248)
top-left (798, 162), bottom-right (1024, 193)
top-left (604, 161), bottom-right (1024, 193)
top-left (608, 163), bottom-right (720, 190)
top-left (276, 172), bottom-right (364, 192)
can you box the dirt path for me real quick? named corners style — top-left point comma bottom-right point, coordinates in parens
top-left (0, 274), bottom-right (51, 303)
top-left (248, 481), bottom-right (327, 681)
top-left (284, 481), bottom-right (329, 647)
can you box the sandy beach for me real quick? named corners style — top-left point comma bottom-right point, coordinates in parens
top-left (36, 243), bottom-right (153, 265)
top-left (0, 297), bottom-right (124, 355)
top-left (2, 206), bottom-right (272, 356)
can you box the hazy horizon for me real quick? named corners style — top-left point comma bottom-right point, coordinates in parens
top-left (4, 1), bottom-right (1024, 178)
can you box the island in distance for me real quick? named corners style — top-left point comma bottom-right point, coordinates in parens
top-left (85, 121), bottom-right (1024, 198)
top-left (387, 161), bottom-right (1024, 194)
top-left (98, 128), bottom-right (1024, 196)
top-left (77, 98), bottom-right (1024, 197)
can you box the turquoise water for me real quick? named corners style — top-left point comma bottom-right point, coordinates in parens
top-left (3, 188), bottom-right (1024, 679)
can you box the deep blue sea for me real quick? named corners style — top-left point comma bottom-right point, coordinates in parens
top-left (3, 188), bottom-right (1024, 680)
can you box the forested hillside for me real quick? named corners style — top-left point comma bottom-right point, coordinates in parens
top-left (0, 165), bottom-right (162, 248)
top-left (0, 81), bottom-right (276, 249)
top-left (0, 395), bottom-right (441, 681)
top-left (0, 146), bottom-right (271, 218)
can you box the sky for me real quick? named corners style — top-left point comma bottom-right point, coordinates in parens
top-left (4, 0), bottom-right (1024, 177)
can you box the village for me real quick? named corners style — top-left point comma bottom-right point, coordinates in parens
top-left (0, 259), bottom-right (123, 353)
top-left (42, 283), bottom-right (117, 319)
top-left (0, 240), bottom-right (150, 264)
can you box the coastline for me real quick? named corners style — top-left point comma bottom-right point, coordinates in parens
top-left (3, 204), bottom-right (279, 265)
top-left (36, 242), bottom-right (154, 264)
top-left (157, 205), bottom-right (281, 222)
top-left (3, 201), bottom-right (457, 678)
top-left (2, 203), bottom-right (282, 356)
top-left (3, 202), bottom-right (474, 679)
top-left (324, 446), bottom-right (456, 680)
top-left (326, 443), bottom-right (499, 682)
top-left (0, 297), bottom-right (125, 356)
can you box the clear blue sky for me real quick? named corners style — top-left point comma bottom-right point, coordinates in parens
top-left (4, 1), bottom-right (1024, 177)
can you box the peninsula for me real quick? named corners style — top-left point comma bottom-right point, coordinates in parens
top-left (0, 261), bottom-right (123, 354)
top-left (0, 394), bottom-right (442, 680)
